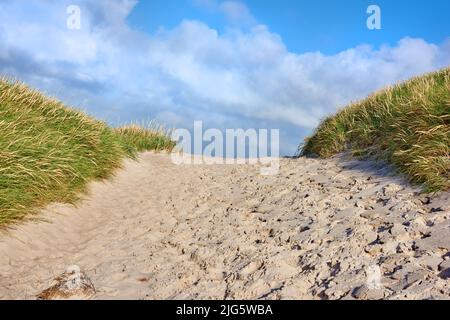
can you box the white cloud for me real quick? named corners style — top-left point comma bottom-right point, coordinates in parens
top-left (219, 1), bottom-right (256, 26)
top-left (193, 0), bottom-right (256, 26)
top-left (0, 0), bottom-right (449, 154)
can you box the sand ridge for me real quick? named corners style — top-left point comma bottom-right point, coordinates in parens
top-left (0, 152), bottom-right (449, 299)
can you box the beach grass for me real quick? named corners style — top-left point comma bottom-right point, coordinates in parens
top-left (300, 67), bottom-right (450, 192)
top-left (0, 78), bottom-right (174, 225)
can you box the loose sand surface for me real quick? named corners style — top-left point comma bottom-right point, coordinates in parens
top-left (0, 152), bottom-right (449, 300)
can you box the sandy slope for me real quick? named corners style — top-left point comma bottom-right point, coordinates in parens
top-left (0, 152), bottom-right (449, 300)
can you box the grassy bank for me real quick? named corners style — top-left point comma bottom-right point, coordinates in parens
top-left (301, 68), bottom-right (450, 192)
top-left (0, 79), bottom-right (174, 225)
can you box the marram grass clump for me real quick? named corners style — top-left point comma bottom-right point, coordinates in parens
top-left (114, 122), bottom-right (176, 153)
top-left (301, 68), bottom-right (450, 192)
top-left (0, 78), bottom-right (174, 225)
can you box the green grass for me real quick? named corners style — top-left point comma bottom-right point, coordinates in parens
top-left (0, 78), bottom-right (174, 225)
top-left (114, 122), bottom-right (176, 153)
top-left (300, 67), bottom-right (450, 192)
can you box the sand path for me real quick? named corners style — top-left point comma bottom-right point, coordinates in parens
top-left (0, 152), bottom-right (449, 300)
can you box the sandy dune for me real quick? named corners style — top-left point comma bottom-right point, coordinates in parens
top-left (0, 152), bottom-right (449, 300)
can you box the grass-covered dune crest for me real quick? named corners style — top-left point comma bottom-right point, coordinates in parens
top-left (301, 67), bottom-right (450, 192)
top-left (0, 78), bottom-right (175, 225)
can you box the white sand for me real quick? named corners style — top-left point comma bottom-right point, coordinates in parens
top-left (0, 152), bottom-right (449, 300)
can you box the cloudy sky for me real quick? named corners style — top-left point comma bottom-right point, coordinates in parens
top-left (0, 0), bottom-right (449, 155)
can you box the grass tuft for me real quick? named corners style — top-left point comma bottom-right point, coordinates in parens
top-left (0, 78), bottom-right (174, 225)
top-left (115, 122), bottom-right (175, 154)
top-left (300, 67), bottom-right (450, 192)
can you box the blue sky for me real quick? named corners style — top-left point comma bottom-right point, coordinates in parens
top-left (129, 0), bottom-right (450, 54)
top-left (0, 0), bottom-right (449, 155)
